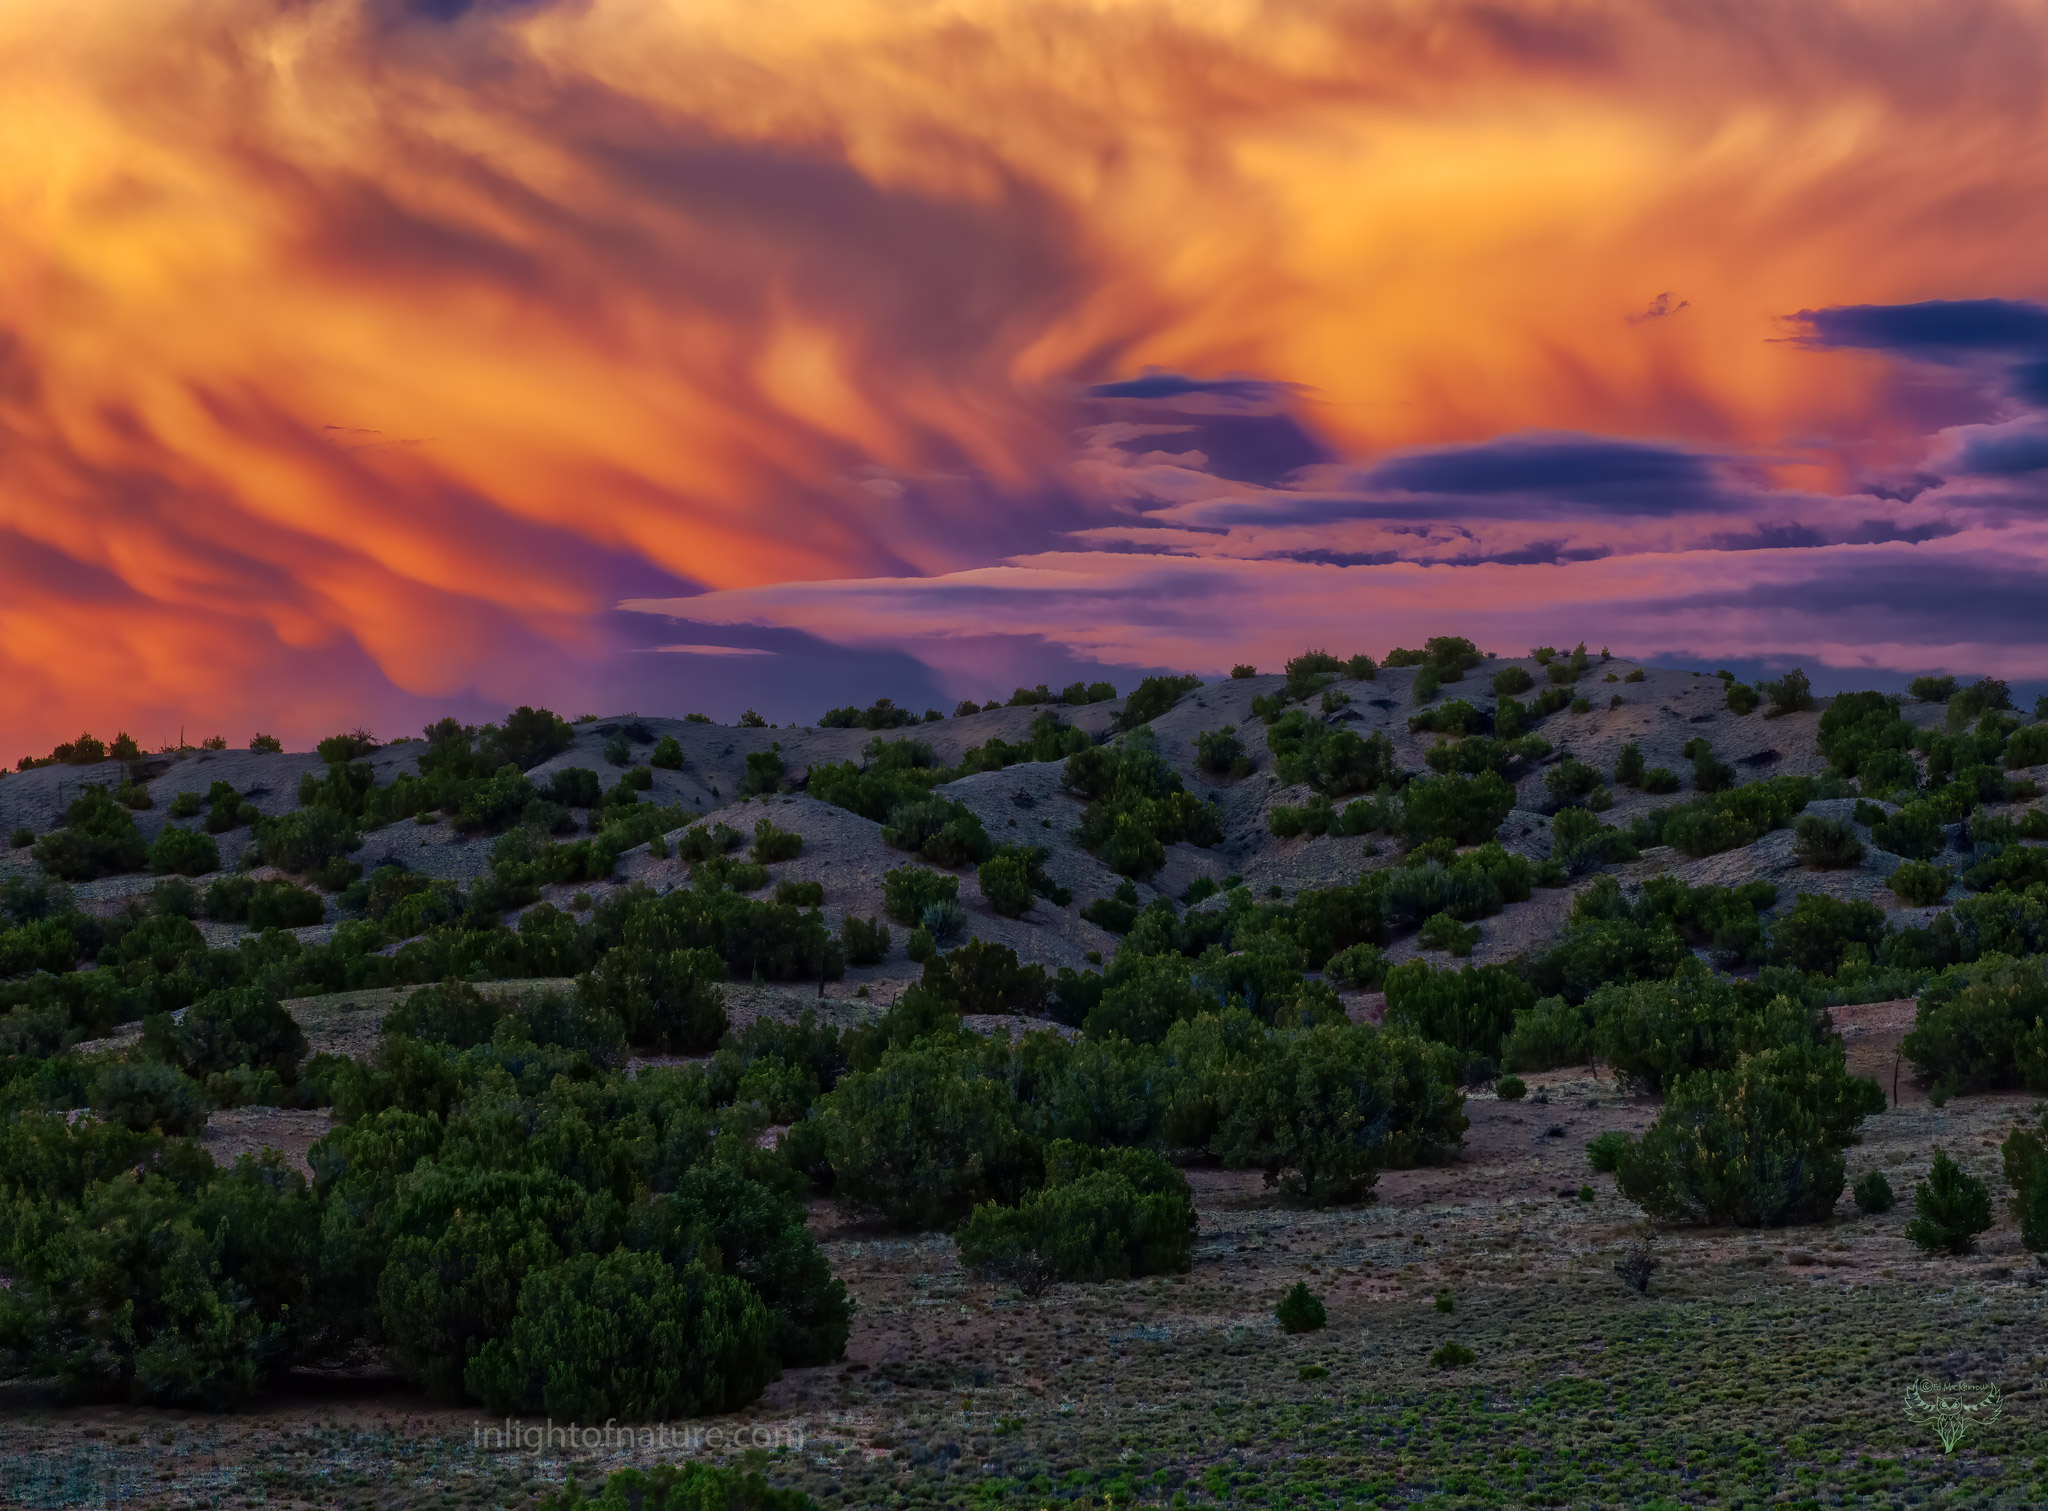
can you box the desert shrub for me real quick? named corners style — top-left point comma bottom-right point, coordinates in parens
top-left (1771, 893), bottom-right (1887, 974)
top-left (245, 880), bottom-right (325, 930)
top-left (1719, 682), bottom-right (1758, 715)
top-left (1637, 774), bottom-right (1812, 857)
top-left (89, 1059), bottom-right (212, 1135)
top-left (1082, 952), bottom-right (1208, 1044)
top-left (1492, 665), bottom-right (1533, 696)
top-left (1794, 814), bottom-right (1865, 869)
top-left (1323, 942), bottom-right (1386, 989)
top-left (538, 1464), bottom-right (816, 1511)
top-left (905, 927), bottom-right (936, 964)
top-left (1399, 772), bottom-right (1515, 847)
top-left (1081, 879), bottom-right (1143, 934)
top-left (114, 780), bottom-right (153, 811)
top-left (1871, 800), bottom-right (1945, 859)
top-left (977, 852), bottom-right (1035, 917)
top-left (1230, 664), bottom-right (1257, 679)
top-left (1194, 726), bottom-right (1254, 779)
top-left (1494, 1073), bottom-right (1526, 1099)
top-left (1760, 667), bottom-right (1813, 716)
top-left (956, 1142), bottom-right (1196, 1284)
top-left (469, 709), bottom-right (578, 767)
top-left (1901, 953), bottom-right (2048, 1095)
top-left (1909, 674), bottom-right (1958, 703)
top-left (1384, 961), bottom-right (1534, 1060)
top-left (1412, 665), bottom-right (1442, 703)
top-left (1549, 806), bottom-right (1637, 875)
top-left (749, 818), bottom-right (803, 864)
top-left (882, 866), bottom-right (958, 927)
top-left (147, 824), bottom-right (220, 877)
top-left (1544, 756), bottom-right (1602, 808)
top-left (1586, 1131), bottom-right (1630, 1172)
top-left (738, 746), bottom-right (784, 797)
top-left (1430, 1341), bottom-right (1476, 1368)
top-left (1275, 1282), bottom-right (1326, 1333)
top-left (818, 1041), bottom-right (1035, 1231)
top-left (33, 787), bottom-right (149, 881)
top-left (1065, 730), bottom-right (1221, 878)
top-left (772, 879), bottom-right (822, 908)
top-left (145, 985), bottom-right (309, 1082)
top-left (818, 698), bottom-right (916, 730)
top-left (1268, 711), bottom-right (1397, 797)
top-left (1117, 673), bottom-right (1204, 730)
top-left (2003, 723), bottom-right (2048, 769)
top-left (316, 730), bottom-right (379, 763)
top-left (1616, 1046), bottom-right (1881, 1225)
top-left (546, 767), bottom-right (604, 808)
top-left (250, 808), bottom-right (361, 873)
top-left (8, 825), bottom-right (31, 848)
top-left (1613, 742), bottom-right (1646, 788)
top-left (881, 797), bottom-right (993, 869)
top-left (1213, 1023), bottom-right (1467, 1204)
top-left (1501, 995), bottom-right (1592, 1072)
top-left (1853, 1169), bottom-right (1895, 1214)
top-left (1905, 1150), bottom-right (1992, 1255)
top-left (1590, 970), bottom-right (1821, 1091)
top-left (578, 945), bottom-right (729, 1054)
top-left (1888, 861), bottom-right (1952, 906)
top-left (465, 1248), bottom-right (774, 1420)
top-left (649, 735), bottom-right (685, 770)
top-left (602, 734), bottom-right (632, 767)
top-left (5, 1153), bottom-right (322, 1405)
top-left (1417, 912), bottom-right (1479, 956)
top-left (1640, 766), bottom-right (1680, 794)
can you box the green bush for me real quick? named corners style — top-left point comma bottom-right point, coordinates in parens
top-left (955, 1142), bottom-right (1196, 1285)
top-left (1323, 942), bottom-right (1386, 989)
top-left (1771, 893), bottom-right (1886, 974)
top-left (1642, 775), bottom-right (1812, 857)
top-left (1276, 1282), bottom-right (1327, 1333)
top-left (89, 1058), bottom-right (212, 1135)
top-left (1494, 1073), bottom-right (1526, 1100)
top-left (1762, 668), bottom-right (1813, 716)
top-left (750, 818), bottom-right (803, 863)
top-left (1417, 911), bottom-right (1479, 956)
top-left (1400, 771), bottom-right (1515, 847)
top-left (818, 1041), bottom-right (1035, 1230)
top-left (1430, 1341), bottom-right (1476, 1368)
top-left (1725, 682), bottom-right (1760, 714)
top-left (548, 767), bottom-right (605, 807)
top-left (1909, 674), bottom-right (1958, 703)
top-left (1194, 726), bottom-right (1255, 779)
top-left (1613, 742), bottom-right (1645, 788)
top-left (147, 824), bottom-right (220, 877)
top-left (1590, 970), bottom-right (1819, 1092)
top-left (1905, 1149), bottom-right (1992, 1255)
top-left (1641, 766), bottom-right (1680, 794)
top-left (1903, 954), bottom-right (2048, 1095)
top-left (33, 787), bottom-right (149, 880)
top-left (249, 808), bottom-right (361, 873)
top-left (881, 797), bottom-right (994, 868)
top-left (1117, 673), bottom-right (1203, 730)
top-left (1616, 1046), bottom-right (1882, 1225)
top-left (977, 852), bottom-right (1035, 917)
top-left (1066, 729), bottom-right (1222, 878)
top-left (1793, 814), bottom-right (1864, 869)
top-left (882, 866), bottom-right (958, 926)
top-left (1384, 961), bottom-right (1535, 1061)
top-left (465, 1248), bottom-right (775, 1420)
top-left (1585, 1131), bottom-right (1630, 1173)
top-left (144, 985), bottom-right (309, 1082)
top-left (1213, 1023), bottom-right (1467, 1204)
top-left (578, 945), bottom-right (729, 1054)
top-left (1888, 861), bottom-right (1952, 906)
top-left (537, 1465), bottom-right (817, 1511)
top-left (1852, 1169), bottom-right (1895, 1214)
top-left (246, 880), bottom-right (325, 930)
top-left (738, 745), bottom-right (784, 797)
top-left (1492, 665), bottom-right (1533, 696)
top-left (1268, 711), bottom-right (1398, 797)
top-left (649, 735), bottom-right (685, 770)
top-left (833, 915), bottom-right (886, 967)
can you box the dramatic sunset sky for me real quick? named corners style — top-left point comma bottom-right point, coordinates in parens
top-left (7, 0), bottom-right (2048, 752)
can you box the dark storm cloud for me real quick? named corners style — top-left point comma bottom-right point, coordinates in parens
top-left (1664, 555), bottom-right (2048, 640)
top-left (1085, 373), bottom-right (1296, 403)
top-left (1361, 431), bottom-right (1726, 511)
top-left (1114, 413), bottom-right (1335, 486)
top-left (1793, 298), bottom-right (2048, 356)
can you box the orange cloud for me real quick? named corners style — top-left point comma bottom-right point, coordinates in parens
top-left (7, 0), bottom-right (2048, 750)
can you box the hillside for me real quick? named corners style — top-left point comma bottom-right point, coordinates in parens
top-left (4, 647), bottom-right (2048, 1510)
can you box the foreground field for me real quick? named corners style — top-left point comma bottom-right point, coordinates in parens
top-left (4, 1059), bottom-right (2041, 1511)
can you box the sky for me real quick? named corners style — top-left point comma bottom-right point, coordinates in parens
top-left (7, 0), bottom-right (2048, 754)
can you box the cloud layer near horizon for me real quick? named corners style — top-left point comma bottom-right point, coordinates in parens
top-left (8, 0), bottom-right (2048, 751)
